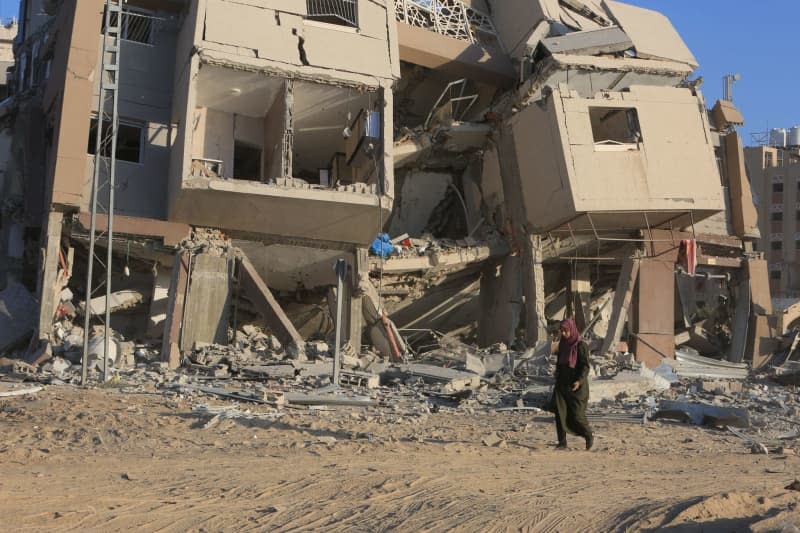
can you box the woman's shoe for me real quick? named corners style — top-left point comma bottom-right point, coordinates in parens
top-left (585, 434), bottom-right (594, 450)
top-left (556, 441), bottom-right (567, 449)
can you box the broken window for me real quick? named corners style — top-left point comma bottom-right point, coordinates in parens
top-left (234, 141), bottom-right (263, 181)
top-left (589, 107), bottom-right (642, 147)
top-left (772, 212), bottom-right (783, 222)
top-left (87, 119), bottom-right (144, 164)
top-left (772, 241), bottom-right (783, 251)
top-left (773, 182), bottom-right (784, 193)
top-left (306, 0), bottom-right (358, 28)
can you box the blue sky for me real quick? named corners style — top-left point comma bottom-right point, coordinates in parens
top-left (611, 0), bottom-right (800, 143)
top-left (0, 0), bottom-right (15, 21)
top-left (0, 0), bottom-right (796, 143)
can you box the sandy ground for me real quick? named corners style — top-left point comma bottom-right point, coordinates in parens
top-left (1, 384), bottom-right (800, 532)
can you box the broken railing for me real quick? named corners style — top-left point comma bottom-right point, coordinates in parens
top-left (394, 0), bottom-right (498, 46)
top-left (105, 8), bottom-right (165, 45)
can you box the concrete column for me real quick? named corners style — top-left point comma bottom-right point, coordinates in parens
top-left (181, 253), bottom-right (231, 350)
top-left (347, 248), bottom-right (367, 353)
top-left (478, 255), bottom-right (522, 347)
top-left (522, 233), bottom-right (547, 346)
top-left (601, 257), bottom-right (640, 356)
top-left (570, 263), bottom-right (591, 332)
top-left (146, 262), bottom-right (172, 341)
top-left (161, 251), bottom-right (190, 369)
top-left (36, 211), bottom-right (64, 341)
top-left (632, 257), bottom-right (674, 368)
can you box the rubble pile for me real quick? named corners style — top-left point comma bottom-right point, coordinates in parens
top-left (5, 307), bottom-right (800, 457)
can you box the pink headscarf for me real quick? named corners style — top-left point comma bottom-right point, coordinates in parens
top-left (558, 318), bottom-right (581, 368)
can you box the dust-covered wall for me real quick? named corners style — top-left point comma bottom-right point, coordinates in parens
top-left (388, 170), bottom-right (452, 237)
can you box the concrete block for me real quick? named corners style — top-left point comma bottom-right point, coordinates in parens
top-left (181, 254), bottom-right (230, 350)
top-left (699, 380), bottom-right (743, 396)
top-left (85, 290), bottom-right (145, 316)
top-left (384, 364), bottom-right (481, 391)
top-left (117, 341), bottom-right (136, 369)
top-left (51, 357), bottom-right (71, 375)
top-left (589, 365), bottom-right (671, 403)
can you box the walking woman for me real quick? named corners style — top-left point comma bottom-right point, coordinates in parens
top-left (552, 318), bottom-right (594, 450)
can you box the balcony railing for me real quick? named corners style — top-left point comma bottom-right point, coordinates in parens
top-left (394, 0), bottom-right (498, 47)
top-left (307, 0), bottom-right (359, 28)
top-left (105, 9), bottom-right (165, 45)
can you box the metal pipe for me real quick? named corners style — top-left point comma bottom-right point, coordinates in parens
top-left (103, 1), bottom-right (122, 383)
top-left (82, 0), bottom-right (119, 385)
top-left (332, 259), bottom-right (346, 386)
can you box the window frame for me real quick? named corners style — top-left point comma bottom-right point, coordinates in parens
top-left (588, 106), bottom-right (643, 151)
top-left (87, 117), bottom-right (146, 165)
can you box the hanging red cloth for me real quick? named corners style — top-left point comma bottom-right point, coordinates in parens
top-left (677, 239), bottom-right (697, 275)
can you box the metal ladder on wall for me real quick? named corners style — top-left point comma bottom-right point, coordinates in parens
top-left (81, 0), bottom-right (123, 384)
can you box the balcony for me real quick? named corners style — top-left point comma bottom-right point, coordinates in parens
top-left (394, 0), bottom-right (499, 47)
top-left (171, 65), bottom-right (392, 247)
top-left (393, 0), bottom-right (513, 86)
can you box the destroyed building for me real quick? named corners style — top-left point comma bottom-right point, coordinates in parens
top-left (0, 0), bottom-right (777, 376)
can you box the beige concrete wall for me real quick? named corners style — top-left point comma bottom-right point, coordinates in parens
top-left (396, 23), bottom-right (514, 87)
top-left (507, 92), bottom-right (574, 231)
top-left (508, 85), bottom-right (724, 231)
top-left (167, 0), bottom-right (201, 221)
top-left (568, 87), bottom-right (721, 213)
top-left (192, 108), bottom-right (234, 178)
top-left (48, 0), bottom-right (104, 209)
top-left (263, 83), bottom-right (287, 181)
top-left (172, 182), bottom-right (390, 246)
top-left (192, 108), bottom-right (268, 180)
top-left (199, 0), bottom-right (397, 80)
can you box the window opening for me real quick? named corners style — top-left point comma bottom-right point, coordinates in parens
top-left (306, 0), bottom-right (358, 28)
top-left (87, 119), bottom-right (144, 164)
top-left (589, 107), bottom-right (642, 148)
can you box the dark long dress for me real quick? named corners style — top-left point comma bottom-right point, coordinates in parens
top-left (552, 341), bottom-right (592, 445)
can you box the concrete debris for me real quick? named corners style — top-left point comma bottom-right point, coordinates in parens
top-left (192, 404), bottom-right (285, 429)
top-left (381, 364), bottom-right (481, 392)
top-left (481, 432), bottom-right (506, 447)
top-left (0, 384), bottom-right (42, 397)
top-left (83, 290), bottom-right (145, 316)
top-left (653, 400), bottom-right (750, 428)
top-left (589, 366), bottom-right (672, 403)
top-left (87, 333), bottom-right (118, 370)
top-left (666, 348), bottom-right (749, 380)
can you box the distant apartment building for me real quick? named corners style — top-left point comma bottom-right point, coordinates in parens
top-left (746, 133), bottom-right (800, 297)
top-left (0, 18), bottom-right (17, 99)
